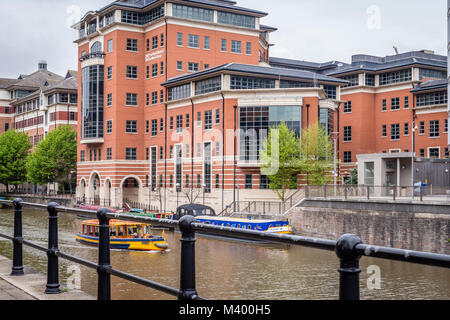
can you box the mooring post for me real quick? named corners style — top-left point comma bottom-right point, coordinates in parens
top-left (45, 202), bottom-right (61, 294)
top-left (97, 208), bottom-right (112, 300)
top-left (335, 234), bottom-right (362, 300)
top-left (11, 198), bottom-right (24, 276)
top-left (178, 215), bottom-right (198, 300)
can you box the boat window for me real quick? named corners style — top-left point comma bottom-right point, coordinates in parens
top-left (110, 227), bottom-right (117, 237)
top-left (82, 225), bottom-right (86, 235)
top-left (144, 225), bottom-right (150, 235)
top-left (137, 226), bottom-right (144, 237)
top-left (117, 226), bottom-right (124, 236)
top-left (128, 226), bottom-right (138, 237)
top-left (237, 224), bottom-right (241, 228)
top-left (226, 223), bottom-right (230, 227)
top-left (95, 227), bottom-right (99, 237)
top-left (247, 225), bottom-right (252, 230)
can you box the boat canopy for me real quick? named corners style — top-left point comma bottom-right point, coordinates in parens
top-left (175, 204), bottom-right (216, 219)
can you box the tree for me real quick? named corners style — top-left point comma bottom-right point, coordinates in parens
top-left (260, 122), bottom-right (302, 201)
top-left (299, 122), bottom-right (334, 186)
top-left (0, 130), bottom-right (32, 192)
top-left (27, 125), bottom-right (77, 194)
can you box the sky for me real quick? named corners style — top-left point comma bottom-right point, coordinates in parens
top-left (0, 0), bottom-right (446, 79)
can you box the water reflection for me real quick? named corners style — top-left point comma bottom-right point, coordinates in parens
top-left (0, 209), bottom-right (448, 300)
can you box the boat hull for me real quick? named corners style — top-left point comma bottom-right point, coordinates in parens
top-left (76, 234), bottom-right (168, 251)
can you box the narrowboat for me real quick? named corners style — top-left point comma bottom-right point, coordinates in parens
top-left (0, 198), bottom-right (11, 209)
top-left (174, 204), bottom-right (292, 242)
top-left (76, 219), bottom-right (169, 251)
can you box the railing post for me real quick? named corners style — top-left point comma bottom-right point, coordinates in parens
top-left (45, 202), bottom-right (61, 294)
top-left (335, 234), bottom-right (362, 300)
top-left (344, 186), bottom-right (348, 200)
top-left (97, 208), bottom-right (112, 300)
top-left (393, 185), bottom-right (396, 201)
top-left (178, 215), bottom-right (198, 300)
top-left (367, 186), bottom-right (370, 200)
top-left (11, 198), bottom-right (24, 276)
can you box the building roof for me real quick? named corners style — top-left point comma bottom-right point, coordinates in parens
top-left (96, 0), bottom-right (267, 17)
top-left (270, 50), bottom-right (447, 76)
top-left (0, 78), bottom-right (19, 89)
top-left (411, 79), bottom-right (447, 93)
top-left (162, 63), bottom-right (349, 86)
top-left (6, 69), bottom-right (64, 91)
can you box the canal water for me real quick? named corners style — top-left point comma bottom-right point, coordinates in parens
top-left (0, 209), bottom-right (448, 300)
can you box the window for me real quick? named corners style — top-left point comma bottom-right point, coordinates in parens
top-left (379, 69), bottom-right (412, 85)
top-left (343, 151), bottom-right (352, 163)
top-left (152, 64), bottom-right (158, 77)
top-left (176, 61), bottom-right (183, 71)
top-left (146, 93), bottom-right (150, 106)
top-left (429, 148), bottom-right (440, 159)
top-left (80, 151), bottom-right (85, 162)
top-left (146, 66), bottom-right (150, 79)
top-left (217, 11), bottom-right (256, 29)
top-left (177, 33), bottom-right (183, 46)
top-left (260, 175), bottom-right (269, 189)
top-left (342, 74), bottom-right (359, 87)
top-left (231, 40), bottom-right (242, 53)
top-left (151, 92), bottom-right (158, 105)
top-left (188, 62), bottom-right (199, 72)
top-left (126, 148), bottom-right (137, 160)
top-left (172, 4), bottom-right (214, 22)
top-left (197, 143), bottom-right (201, 157)
top-left (382, 125), bottom-right (387, 137)
top-left (106, 120), bottom-right (112, 134)
top-left (404, 96), bottom-right (409, 109)
top-left (323, 86), bottom-right (337, 99)
top-left (121, 6), bottom-right (165, 25)
top-left (195, 76), bottom-right (221, 95)
top-left (245, 174), bottom-right (252, 189)
top-left (204, 110), bottom-right (212, 130)
top-left (188, 34), bottom-right (199, 48)
top-left (160, 89), bottom-right (164, 103)
top-left (230, 76), bottom-right (275, 89)
top-left (416, 91), bottom-right (447, 107)
top-left (343, 101), bottom-right (352, 113)
top-left (126, 93), bottom-right (138, 106)
top-left (365, 74), bottom-right (375, 86)
top-left (246, 42), bottom-right (252, 55)
top-left (364, 162), bottom-right (374, 186)
top-left (185, 144), bottom-right (190, 158)
top-left (390, 124), bottom-right (400, 140)
top-left (146, 38), bottom-right (150, 52)
top-left (391, 97), bottom-right (400, 110)
top-left (444, 119), bottom-right (448, 133)
top-left (419, 68), bottom-right (447, 80)
top-left (215, 175), bottom-right (220, 189)
top-left (186, 114), bottom-right (190, 128)
top-left (382, 99), bottom-right (387, 111)
top-left (152, 35), bottom-right (158, 49)
top-left (160, 62), bottom-right (164, 76)
top-left (419, 121), bottom-right (425, 134)
top-left (343, 126), bottom-right (352, 142)
top-left (107, 39), bottom-right (113, 53)
top-left (159, 146), bottom-right (164, 159)
top-left (146, 120), bottom-right (149, 133)
top-left (204, 36), bottom-right (210, 49)
top-left (404, 123), bottom-right (409, 136)
top-left (160, 33), bottom-right (164, 47)
top-left (107, 66), bottom-right (113, 80)
top-left (160, 118), bottom-right (164, 132)
top-left (215, 141), bottom-right (220, 156)
top-left (420, 149), bottom-right (425, 157)
top-left (126, 66), bottom-right (137, 79)
top-left (170, 116), bottom-right (174, 130)
top-left (215, 109), bottom-right (220, 124)
top-left (107, 148), bottom-right (112, 160)
top-left (429, 120), bottom-right (440, 137)
top-left (445, 148), bottom-right (449, 158)
top-left (221, 39), bottom-right (227, 52)
top-left (168, 83), bottom-right (191, 101)
top-left (107, 93), bottom-right (112, 106)
top-left (126, 120), bottom-right (137, 133)
top-left (176, 115), bottom-right (183, 133)
top-left (151, 119), bottom-right (158, 136)
top-left (126, 38), bottom-right (138, 52)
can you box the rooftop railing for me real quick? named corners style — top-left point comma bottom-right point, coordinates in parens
top-left (0, 199), bottom-right (448, 300)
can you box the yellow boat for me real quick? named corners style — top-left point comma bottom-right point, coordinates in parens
top-left (76, 219), bottom-right (169, 252)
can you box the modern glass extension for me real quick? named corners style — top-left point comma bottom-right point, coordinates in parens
top-left (81, 65), bottom-right (104, 141)
top-left (239, 106), bottom-right (302, 161)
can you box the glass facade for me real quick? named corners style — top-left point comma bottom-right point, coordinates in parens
top-left (217, 11), bottom-right (256, 29)
top-left (81, 65), bottom-right (104, 139)
top-left (419, 68), bottom-right (446, 80)
top-left (168, 83), bottom-right (191, 101)
top-left (230, 76), bottom-right (275, 90)
top-left (173, 4), bottom-right (214, 22)
top-left (416, 91), bottom-right (447, 107)
top-left (121, 6), bottom-right (165, 25)
top-left (195, 76), bottom-right (221, 95)
top-left (239, 106), bottom-right (302, 161)
top-left (379, 69), bottom-right (412, 85)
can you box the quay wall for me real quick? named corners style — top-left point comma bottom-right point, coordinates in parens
top-left (288, 199), bottom-right (450, 255)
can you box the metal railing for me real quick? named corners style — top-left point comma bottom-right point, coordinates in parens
top-left (0, 198), bottom-right (449, 300)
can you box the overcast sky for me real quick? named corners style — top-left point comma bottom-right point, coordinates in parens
top-left (0, 0), bottom-right (446, 79)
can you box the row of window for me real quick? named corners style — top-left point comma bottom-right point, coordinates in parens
top-left (176, 32), bottom-right (253, 55)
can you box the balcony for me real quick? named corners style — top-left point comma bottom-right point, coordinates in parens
top-left (79, 52), bottom-right (105, 62)
top-left (80, 137), bottom-right (104, 145)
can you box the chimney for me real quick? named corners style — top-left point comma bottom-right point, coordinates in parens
top-left (38, 60), bottom-right (48, 71)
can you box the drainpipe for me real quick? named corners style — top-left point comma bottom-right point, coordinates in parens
top-left (190, 98), bottom-right (194, 203)
top-left (233, 105), bottom-right (237, 211)
top-left (221, 93), bottom-right (225, 211)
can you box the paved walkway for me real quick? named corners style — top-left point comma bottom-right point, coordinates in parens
top-left (0, 255), bottom-right (94, 300)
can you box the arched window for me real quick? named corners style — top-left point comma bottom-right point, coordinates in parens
top-left (91, 41), bottom-right (102, 53)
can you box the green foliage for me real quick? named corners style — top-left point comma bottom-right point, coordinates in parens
top-left (344, 169), bottom-right (358, 185)
top-left (260, 122), bottom-right (302, 201)
top-left (299, 122), bottom-right (334, 186)
top-left (26, 125), bottom-right (77, 189)
top-left (0, 130), bottom-right (32, 188)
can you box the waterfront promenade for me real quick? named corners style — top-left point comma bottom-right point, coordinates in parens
top-left (0, 255), bottom-right (93, 300)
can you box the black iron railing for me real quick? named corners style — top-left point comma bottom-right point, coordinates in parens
top-left (0, 198), bottom-right (449, 300)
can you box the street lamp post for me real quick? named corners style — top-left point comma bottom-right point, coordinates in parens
top-left (176, 183), bottom-right (180, 209)
top-left (148, 182), bottom-right (152, 212)
top-left (202, 184), bottom-right (206, 205)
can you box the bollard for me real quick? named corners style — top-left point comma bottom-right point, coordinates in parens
top-left (335, 234), bottom-right (362, 300)
top-left (11, 199), bottom-right (24, 276)
top-left (45, 202), bottom-right (61, 294)
top-left (178, 215), bottom-right (198, 300)
top-left (97, 208), bottom-right (112, 300)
